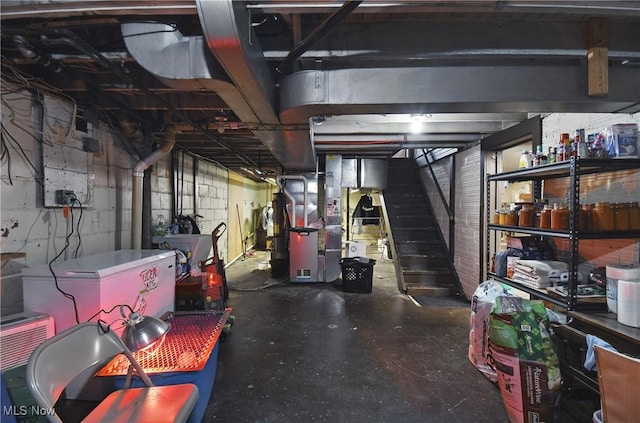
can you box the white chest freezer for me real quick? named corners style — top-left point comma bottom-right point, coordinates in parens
top-left (22, 250), bottom-right (176, 334)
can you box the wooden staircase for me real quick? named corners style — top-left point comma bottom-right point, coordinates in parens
top-left (382, 158), bottom-right (460, 297)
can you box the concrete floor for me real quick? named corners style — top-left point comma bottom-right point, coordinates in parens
top-left (203, 248), bottom-right (509, 422)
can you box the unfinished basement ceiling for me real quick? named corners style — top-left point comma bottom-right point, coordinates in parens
top-left (2, 1), bottom-right (639, 180)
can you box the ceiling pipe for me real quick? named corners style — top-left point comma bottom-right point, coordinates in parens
top-left (131, 126), bottom-right (176, 250)
top-left (13, 35), bottom-right (61, 71)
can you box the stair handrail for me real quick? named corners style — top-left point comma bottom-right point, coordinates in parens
top-left (422, 148), bottom-right (453, 223)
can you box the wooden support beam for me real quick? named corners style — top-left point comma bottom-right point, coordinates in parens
top-left (587, 18), bottom-right (608, 97)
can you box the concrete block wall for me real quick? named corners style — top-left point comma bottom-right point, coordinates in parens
top-left (1, 87), bottom-right (269, 316)
top-left (1, 88), bottom-right (137, 315)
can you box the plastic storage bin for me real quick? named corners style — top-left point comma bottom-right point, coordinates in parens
top-left (340, 257), bottom-right (376, 293)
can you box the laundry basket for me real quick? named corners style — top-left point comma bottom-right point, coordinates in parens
top-left (340, 257), bottom-right (376, 293)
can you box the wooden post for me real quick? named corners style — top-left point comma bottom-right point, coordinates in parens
top-left (587, 18), bottom-right (608, 97)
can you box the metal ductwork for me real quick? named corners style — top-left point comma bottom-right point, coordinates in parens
top-left (195, 0), bottom-right (316, 171)
top-left (123, 2), bottom-right (639, 173)
top-left (280, 67), bottom-right (640, 122)
top-left (122, 13), bottom-right (316, 171)
top-left (121, 22), bottom-right (259, 123)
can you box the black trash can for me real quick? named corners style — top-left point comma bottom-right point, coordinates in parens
top-left (340, 257), bottom-right (376, 293)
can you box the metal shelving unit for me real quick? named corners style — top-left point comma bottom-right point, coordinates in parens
top-left (486, 157), bottom-right (640, 310)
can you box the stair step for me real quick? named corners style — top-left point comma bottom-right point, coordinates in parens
top-left (389, 187), bottom-right (424, 196)
top-left (388, 158), bottom-right (415, 167)
top-left (399, 255), bottom-right (449, 269)
top-left (384, 194), bottom-right (427, 204)
top-left (396, 242), bottom-right (444, 255)
top-left (388, 215), bottom-right (436, 228)
top-left (389, 157), bottom-right (416, 167)
top-left (386, 177), bottom-right (422, 186)
top-left (392, 227), bottom-right (438, 239)
top-left (401, 262), bottom-right (450, 273)
top-left (382, 189), bottom-right (424, 198)
top-left (403, 270), bottom-right (456, 286)
top-left (386, 205), bottom-right (431, 215)
top-left (386, 204), bottom-right (430, 211)
top-left (405, 284), bottom-right (452, 297)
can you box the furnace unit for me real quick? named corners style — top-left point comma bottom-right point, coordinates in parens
top-left (289, 227), bottom-right (319, 282)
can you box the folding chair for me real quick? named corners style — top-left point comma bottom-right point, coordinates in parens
top-left (26, 322), bottom-right (199, 423)
top-left (594, 345), bottom-right (640, 423)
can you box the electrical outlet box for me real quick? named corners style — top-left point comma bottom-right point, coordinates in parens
top-left (55, 190), bottom-right (75, 205)
top-left (82, 137), bottom-right (100, 152)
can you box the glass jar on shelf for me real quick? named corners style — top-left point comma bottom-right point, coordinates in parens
top-left (518, 204), bottom-right (535, 227)
top-left (629, 201), bottom-right (640, 230)
top-left (550, 203), bottom-right (569, 230)
top-left (493, 210), bottom-right (502, 225)
top-left (614, 202), bottom-right (630, 231)
top-left (579, 204), bottom-right (593, 232)
top-left (593, 202), bottom-right (614, 232)
top-left (498, 210), bottom-right (507, 226)
top-left (504, 209), bottom-right (518, 226)
top-left (539, 204), bottom-right (553, 229)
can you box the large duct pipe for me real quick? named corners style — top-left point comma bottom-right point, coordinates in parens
top-left (131, 126), bottom-right (176, 249)
top-left (277, 175), bottom-right (308, 228)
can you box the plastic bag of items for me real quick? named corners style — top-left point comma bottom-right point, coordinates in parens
top-left (490, 296), bottom-right (561, 423)
top-left (468, 279), bottom-right (517, 382)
